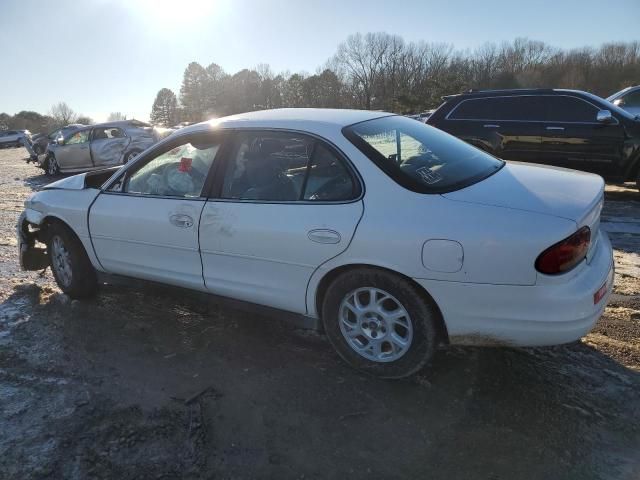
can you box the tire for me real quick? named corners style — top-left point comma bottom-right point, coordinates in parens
top-left (47, 222), bottom-right (98, 299)
top-left (45, 154), bottom-right (59, 176)
top-left (123, 150), bottom-right (141, 164)
top-left (322, 268), bottom-right (440, 379)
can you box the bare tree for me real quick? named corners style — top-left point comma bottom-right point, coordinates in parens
top-left (49, 102), bottom-right (77, 127)
top-left (107, 112), bottom-right (126, 121)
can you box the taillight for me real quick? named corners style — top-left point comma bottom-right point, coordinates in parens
top-left (535, 226), bottom-right (591, 275)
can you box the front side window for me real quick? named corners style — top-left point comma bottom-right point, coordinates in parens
top-left (543, 96), bottom-right (599, 122)
top-left (123, 136), bottom-right (220, 198)
top-left (221, 131), bottom-right (357, 202)
top-left (344, 115), bottom-right (503, 193)
top-left (66, 130), bottom-right (90, 145)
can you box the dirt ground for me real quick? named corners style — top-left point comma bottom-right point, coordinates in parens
top-left (1, 147), bottom-right (639, 480)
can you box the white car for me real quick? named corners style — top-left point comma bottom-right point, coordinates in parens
top-left (17, 109), bottom-right (614, 378)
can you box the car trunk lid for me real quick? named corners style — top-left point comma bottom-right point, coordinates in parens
top-left (442, 161), bottom-right (604, 224)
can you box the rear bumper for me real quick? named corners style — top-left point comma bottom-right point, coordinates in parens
top-left (414, 230), bottom-right (615, 347)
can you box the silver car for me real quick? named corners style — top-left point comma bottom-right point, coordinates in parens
top-left (42, 120), bottom-right (169, 176)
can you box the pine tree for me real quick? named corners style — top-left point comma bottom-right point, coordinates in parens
top-left (150, 88), bottom-right (178, 126)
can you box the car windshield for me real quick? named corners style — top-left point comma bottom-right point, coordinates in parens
top-left (343, 115), bottom-right (504, 193)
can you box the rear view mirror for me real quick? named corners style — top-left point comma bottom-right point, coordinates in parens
top-left (596, 110), bottom-right (614, 124)
top-left (612, 98), bottom-right (624, 107)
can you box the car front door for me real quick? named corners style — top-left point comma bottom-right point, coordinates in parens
top-left (90, 126), bottom-right (131, 167)
top-left (199, 130), bottom-right (364, 314)
top-left (444, 96), bottom-right (542, 162)
top-left (56, 129), bottom-right (93, 170)
top-left (88, 132), bottom-right (222, 290)
top-left (539, 95), bottom-right (625, 176)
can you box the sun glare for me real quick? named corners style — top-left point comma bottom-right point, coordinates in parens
top-left (126, 0), bottom-right (219, 26)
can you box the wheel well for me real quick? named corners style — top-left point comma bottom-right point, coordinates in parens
top-left (314, 264), bottom-right (450, 344)
top-left (38, 216), bottom-right (74, 243)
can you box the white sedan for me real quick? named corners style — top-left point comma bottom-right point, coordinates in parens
top-left (17, 109), bottom-right (614, 378)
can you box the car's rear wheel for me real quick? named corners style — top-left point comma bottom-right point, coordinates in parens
top-left (47, 223), bottom-right (98, 299)
top-left (322, 268), bottom-right (440, 379)
top-left (45, 154), bottom-right (59, 176)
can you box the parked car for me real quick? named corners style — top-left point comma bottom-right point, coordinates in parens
top-left (41, 120), bottom-right (169, 176)
top-left (31, 124), bottom-right (86, 155)
top-left (0, 129), bottom-right (31, 148)
top-left (426, 88), bottom-right (640, 189)
top-left (17, 109), bottom-right (613, 378)
top-left (607, 85), bottom-right (640, 118)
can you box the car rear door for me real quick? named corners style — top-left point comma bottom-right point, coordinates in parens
top-left (56, 128), bottom-right (93, 170)
top-left (441, 96), bottom-right (543, 162)
top-left (539, 95), bottom-right (625, 176)
top-left (90, 126), bottom-right (130, 167)
top-left (88, 132), bottom-right (223, 290)
top-left (199, 130), bottom-right (364, 314)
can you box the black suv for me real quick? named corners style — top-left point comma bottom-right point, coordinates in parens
top-left (427, 88), bottom-right (640, 188)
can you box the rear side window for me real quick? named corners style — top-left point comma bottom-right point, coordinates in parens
top-left (93, 127), bottom-right (125, 140)
top-left (449, 96), bottom-right (544, 121)
top-left (344, 115), bottom-right (503, 194)
top-left (543, 96), bottom-right (598, 122)
top-left (221, 131), bottom-right (358, 202)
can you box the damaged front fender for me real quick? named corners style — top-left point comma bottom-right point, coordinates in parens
top-left (17, 212), bottom-right (49, 271)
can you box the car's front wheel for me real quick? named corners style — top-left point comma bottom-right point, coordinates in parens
top-left (47, 222), bottom-right (98, 299)
top-left (45, 154), bottom-right (59, 176)
top-left (322, 268), bottom-right (441, 379)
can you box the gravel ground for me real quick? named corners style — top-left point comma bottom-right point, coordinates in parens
top-left (1, 147), bottom-right (639, 479)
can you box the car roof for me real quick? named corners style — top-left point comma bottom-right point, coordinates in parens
top-left (178, 108), bottom-right (394, 135)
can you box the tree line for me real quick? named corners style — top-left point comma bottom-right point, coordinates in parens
top-left (2, 33), bottom-right (638, 132)
top-left (150, 34), bottom-right (640, 126)
top-left (0, 104), bottom-right (129, 134)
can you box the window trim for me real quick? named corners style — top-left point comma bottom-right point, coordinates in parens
top-left (100, 130), bottom-right (227, 201)
top-left (207, 127), bottom-right (364, 205)
top-left (445, 94), bottom-right (620, 125)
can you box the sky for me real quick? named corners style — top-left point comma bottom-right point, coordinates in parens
top-left (1, 0), bottom-right (638, 123)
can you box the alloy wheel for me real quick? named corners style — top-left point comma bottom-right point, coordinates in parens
top-left (338, 287), bottom-right (413, 363)
top-left (51, 235), bottom-right (72, 288)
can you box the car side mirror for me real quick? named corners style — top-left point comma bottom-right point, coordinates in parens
top-left (596, 110), bottom-right (614, 124)
top-left (612, 98), bottom-right (624, 107)
top-left (56, 137), bottom-right (64, 145)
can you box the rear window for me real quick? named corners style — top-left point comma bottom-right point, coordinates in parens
top-left (343, 115), bottom-right (503, 193)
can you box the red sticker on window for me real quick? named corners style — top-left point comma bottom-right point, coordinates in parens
top-left (179, 157), bottom-right (192, 172)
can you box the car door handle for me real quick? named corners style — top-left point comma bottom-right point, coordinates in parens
top-left (545, 126), bottom-right (565, 131)
top-left (169, 214), bottom-right (194, 228)
top-left (483, 124), bottom-right (500, 128)
top-left (308, 229), bottom-right (341, 244)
